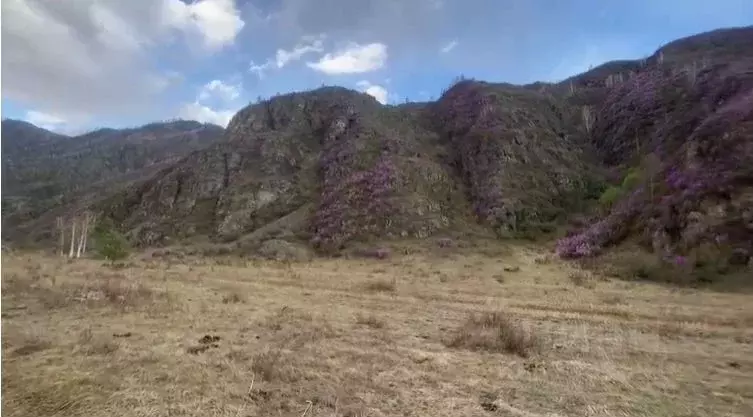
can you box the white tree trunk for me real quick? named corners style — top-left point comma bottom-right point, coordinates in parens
top-left (69, 220), bottom-right (77, 258)
top-left (82, 214), bottom-right (92, 255)
top-left (76, 217), bottom-right (85, 258)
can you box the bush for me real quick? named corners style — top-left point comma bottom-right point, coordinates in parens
top-left (445, 311), bottom-right (540, 357)
top-left (621, 168), bottom-right (643, 190)
top-left (92, 218), bottom-right (130, 261)
top-left (581, 176), bottom-right (609, 200)
top-left (598, 186), bottom-right (622, 209)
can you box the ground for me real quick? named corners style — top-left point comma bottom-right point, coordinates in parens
top-left (2, 245), bottom-right (753, 417)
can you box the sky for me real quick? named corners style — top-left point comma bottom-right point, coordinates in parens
top-left (2, 0), bottom-right (753, 135)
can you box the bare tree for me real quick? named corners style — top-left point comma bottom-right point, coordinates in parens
top-left (69, 218), bottom-right (77, 258)
top-left (581, 106), bottom-right (594, 133)
top-left (82, 213), bottom-right (95, 256)
top-left (76, 213), bottom-right (89, 258)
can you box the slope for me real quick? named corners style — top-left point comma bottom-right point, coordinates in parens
top-left (97, 85), bottom-right (594, 251)
top-left (556, 27), bottom-right (753, 278)
top-left (1, 120), bottom-right (224, 237)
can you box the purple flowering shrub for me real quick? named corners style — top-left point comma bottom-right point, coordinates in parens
top-left (557, 58), bottom-right (753, 260)
top-left (310, 123), bottom-right (399, 252)
top-left (591, 68), bottom-right (699, 165)
top-left (434, 80), bottom-right (592, 233)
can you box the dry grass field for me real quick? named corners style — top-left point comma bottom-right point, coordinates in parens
top-left (2, 244), bottom-right (753, 417)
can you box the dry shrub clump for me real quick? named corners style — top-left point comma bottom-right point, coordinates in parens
top-left (363, 277), bottom-right (397, 293)
top-left (568, 270), bottom-right (595, 287)
top-left (78, 275), bottom-right (160, 308)
top-left (445, 311), bottom-right (540, 357)
top-left (355, 313), bottom-right (386, 329)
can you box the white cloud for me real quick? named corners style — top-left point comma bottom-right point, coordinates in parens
top-left (440, 39), bottom-right (458, 53)
top-left (1, 0), bottom-right (244, 123)
top-left (356, 80), bottom-right (389, 104)
top-left (24, 110), bottom-right (68, 132)
top-left (248, 35), bottom-right (326, 78)
top-left (178, 102), bottom-right (235, 127)
top-left (307, 42), bottom-right (388, 75)
top-left (249, 60), bottom-right (273, 79)
top-left (198, 79), bottom-right (241, 102)
top-left (178, 78), bottom-right (243, 127)
top-left (24, 110), bottom-right (91, 135)
top-left (162, 0), bottom-right (245, 50)
top-left (276, 35), bottom-right (325, 68)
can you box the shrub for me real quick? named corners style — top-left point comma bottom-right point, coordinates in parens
top-left (363, 278), bottom-right (397, 293)
top-left (445, 311), bottom-right (540, 357)
top-left (92, 217), bottom-right (130, 261)
top-left (621, 168), bottom-right (643, 190)
top-left (581, 176), bottom-right (609, 200)
top-left (598, 186), bottom-right (622, 209)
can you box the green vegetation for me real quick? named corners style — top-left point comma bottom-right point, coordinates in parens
top-left (92, 218), bottom-right (130, 261)
top-left (598, 186), bottom-right (623, 209)
top-left (621, 167), bottom-right (643, 190)
top-left (598, 166), bottom-right (645, 210)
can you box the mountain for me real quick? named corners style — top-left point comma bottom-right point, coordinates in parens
top-left (96, 85), bottom-right (594, 250)
top-left (1, 119), bottom-right (224, 233)
top-left (553, 26), bottom-right (753, 271)
top-left (5, 26), bottom-right (753, 274)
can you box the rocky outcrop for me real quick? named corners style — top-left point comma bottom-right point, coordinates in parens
top-left (434, 80), bottom-right (596, 236)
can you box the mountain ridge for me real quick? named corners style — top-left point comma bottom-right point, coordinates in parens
top-left (4, 26), bottom-right (753, 275)
top-left (1, 119), bottom-right (225, 235)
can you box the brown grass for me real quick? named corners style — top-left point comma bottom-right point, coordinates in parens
top-left (2, 247), bottom-right (753, 417)
top-left (445, 311), bottom-right (540, 357)
top-left (362, 277), bottom-right (397, 293)
top-left (355, 313), bottom-right (386, 329)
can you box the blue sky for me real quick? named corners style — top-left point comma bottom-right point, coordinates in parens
top-left (2, 0), bottom-right (752, 134)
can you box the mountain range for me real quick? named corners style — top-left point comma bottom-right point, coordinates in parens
top-left (3, 26), bottom-right (752, 271)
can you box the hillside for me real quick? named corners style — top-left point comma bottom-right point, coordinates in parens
top-left (555, 27), bottom-right (753, 280)
top-left (93, 83), bottom-right (595, 252)
top-left (1, 120), bottom-right (224, 234)
top-left (5, 26), bottom-right (753, 279)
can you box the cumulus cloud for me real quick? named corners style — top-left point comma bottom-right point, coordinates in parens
top-left (178, 102), bottom-right (236, 127)
top-left (248, 35), bottom-right (325, 78)
top-left (179, 78), bottom-right (243, 126)
top-left (162, 0), bottom-right (245, 50)
top-left (440, 39), bottom-right (458, 53)
top-left (23, 110), bottom-right (91, 135)
top-left (24, 110), bottom-right (67, 130)
top-left (198, 79), bottom-right (241, 102)
top-left (356, 80), bottom-right (389, 104)
top-left (307, 43), bottom-right (388, 75)
top-left (1, 0), bottom-right (244, 122)
top-left (276, 35), bottom-right (325, 68)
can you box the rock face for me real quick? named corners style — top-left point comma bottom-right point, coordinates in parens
top-left (434, 81), bottom-right (595, 236)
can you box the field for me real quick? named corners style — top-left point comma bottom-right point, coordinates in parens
top-left (2, 245), bottom-right (753, 417)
